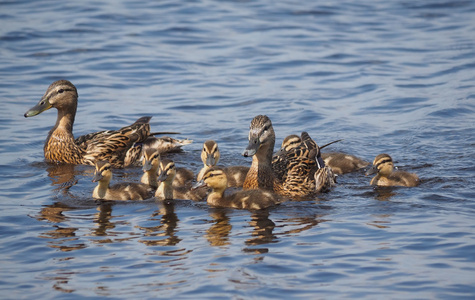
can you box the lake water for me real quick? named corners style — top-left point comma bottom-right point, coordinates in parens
top-left (1, 0), bottom-right (475, 298)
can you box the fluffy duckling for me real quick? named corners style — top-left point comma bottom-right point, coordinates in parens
top-left (242, 115), bottom-right (329, 197)
top-left (139, 138), bottom-right (194, 187)
top-left (193, 168), bottom-right (283, 210)
top-left (141, 146), bottom-right (160, 189)
top-left (24, 80), bottom-right (153, 167)
top-left (276, 134), bottom-right (367, 174)
top-left (366, 154), bottom-right (420, 187)
top-left (197, 140), bottom-right (249, 187)
top-left (155, 159), bottom-right (206, 201)
top-left (322, 152), bottom-right (369, 175)
top-left (92, 161), bottom-right (152, 200)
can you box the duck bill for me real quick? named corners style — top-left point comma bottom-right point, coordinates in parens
top-left (205, 155), bottom-right (216, 167)
top-left (365, 166), bottom-right (377, 176)
top-left (142, 159), bottom-right (152, 172)
top-left (192, 180), bottom-right (206, 190)
top-left (24, 97), bottom-right (53, 118)
top-left (157, 171), bottom-right (168, 183)
top-left (242, 138), bottom-right (259, 157)
top-left (92, 172), bottom-right (103, 182)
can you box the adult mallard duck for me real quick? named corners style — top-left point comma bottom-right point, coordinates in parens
top-left (24, 80), bottom-right (189, 168)
top-left (366, 154), bottom-right (420, 187)
top-left (193, 168), bottom-right (283, 210)
top-left (92, 161), bottom-right (153, 200)
top-left (242, 115), bottom-right (333, 197)
top-left (197, 140), bottom-right (249, 187)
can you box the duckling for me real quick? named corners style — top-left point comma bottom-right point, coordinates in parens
top-left (322, 152), bottom-right (369, 175)
top-left (275, 134), bottom-right (367, 175)
top-left (139, 137), bottom-right (194, 187)
top-left (193, 168), bottom-right (283, 210)
top-left (242, 115), bottom-right (329, 197)
top-left (197, 140), bottom-right (249, 187)
top-left (141, 146), bottom-right (160, 189)
top-left (92, 161), bottom-right (152, 200)
top-left (23, 80), bottom-right (156, 167)
top-left (366, 154), bottom-right (420, 187)
top-left (155, 159), bottom-right (206, 201)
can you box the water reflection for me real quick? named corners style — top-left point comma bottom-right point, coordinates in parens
top-left (92, 202), bottom-right (114, 237)
top-left (206, 209), bottom-right (232, 247)
top-left (373, 188), bottom-right (397, 201)
top-left (46, 163), bottom-right (78, 193)
top-left (139, 200), bottom-right (181, 246)
top-left (246, 210), bottom-right (277, 246)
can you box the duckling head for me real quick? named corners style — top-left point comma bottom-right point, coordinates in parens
top-left (157, 160), bottom-right (176, 184)
top-left (242, 115), bottom-right (275, 157)
top-left (202, 140), bottom-right (220, 167)
top-left (275, 134), bottom-right (301, 156)
top-left (24, 80), bottom-right (78, 118)
top-left (142, 147), bottom-right (160, 172)
top-left (193, 168), bottom-right (228, 191)
top-left (365, 153), bottom-right (394, 176)
top-left (92, 160), bottom-right (112, 183)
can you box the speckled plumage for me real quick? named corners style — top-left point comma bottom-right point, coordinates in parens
top-left (25, 80), bottom-right (152, 168)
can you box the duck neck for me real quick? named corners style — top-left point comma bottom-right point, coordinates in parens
top-left (207, 187), bottom-right (226, 206)
top-left (156, 180), bottom-right (173, 200)
top-left (245, 139), bottom-right (276, 191)
top-left (44, 105), bottom-right (81, 163)
top-left (95, 178), bottom-right (110, 199)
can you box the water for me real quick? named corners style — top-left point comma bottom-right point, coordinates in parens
top-left (1, 0), bottom-right (475, 298)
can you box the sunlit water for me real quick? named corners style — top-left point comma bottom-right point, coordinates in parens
top-left (1, 0), bottom-right (475, 298)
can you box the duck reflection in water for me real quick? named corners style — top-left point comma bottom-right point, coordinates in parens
top-left (46, 163), bottom-right (79, 193)
top-left (206, 209), bottom-right (232, 247)
top-left (91, 201), bottom-right (114, 237)
top-left (244, 210), bottom-right (277, 253)
top-left (206, 208), bottom-right (278, 252)
top-left (139, 200), bottom-right (181, 246)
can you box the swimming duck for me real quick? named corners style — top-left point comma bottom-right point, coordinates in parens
top-left (193, 168), bottom-right (283, 210)
top-left (24, 80), bottom-right (190, 168)
top-left (92, 160), bottom-right (152, 200)
top-left (141, 146), bottom-right (160, 189)
top-left (197, 140), bottom-right (249, 187)
top-left (24, 80), bottom-right (154, 167)
top-left (242, 115), bottom-right (331, 197)
top-left (139, 137), bottom-right (194, 187)
top-left (275, 134), bottom-right (368, 175)
top-left (366, 153), bottom-right (420, 187)
top-left (155, 159), bottom-right (206, 201)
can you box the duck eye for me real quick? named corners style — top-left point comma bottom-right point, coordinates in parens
top-left (58, 89), bottom-right (64, 93)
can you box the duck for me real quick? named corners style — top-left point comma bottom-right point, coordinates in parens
top-left (197, 140), bottom-right (249, 187)
top-left (139, 137), bottom-right (194, 187)
top-left (92, 160), bottom-right (152, 200)
top-left (155, 159), bottom-right (206, 201)
top-left (24, 80), bottom-right (190, 168)
top-left (193, 168), bottom-right (283, 210)
top-left (141, 145), bottom-right (160, 189)
top-left (275, 134), bottom-right (368, 175)
top-left (242, 115), bottom-right (332, 197)
top-left (366, 153), bottom-right (420, 187)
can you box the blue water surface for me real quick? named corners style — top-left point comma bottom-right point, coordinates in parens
top-left (0, 0), bottom-right (474, 299)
